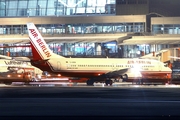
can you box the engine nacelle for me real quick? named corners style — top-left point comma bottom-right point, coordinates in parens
top-left (120, 68), bottom-right (142, 82)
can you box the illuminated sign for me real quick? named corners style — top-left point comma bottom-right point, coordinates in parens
top-left (127, 60), bottom-right (151, 64)
top-left (29, 29), bottom-right (51, 58)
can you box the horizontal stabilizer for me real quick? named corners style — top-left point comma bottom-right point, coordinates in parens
top-left (13, 57), bottom-right (31, 62)
top-left (31, 59), bottom-right (49, 64)
top-left (0, 55), bottom-right (12, 60)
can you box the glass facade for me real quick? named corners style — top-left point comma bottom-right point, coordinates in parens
top-left (0, 0), bottom-right (115, 17)
top-left (1, 44), bottom-right (32, 57)
top-left (152, 24), bottom-right (180, 34)
top-left (122, 44), bottom-right (151, 58)
top-left (4, 42), bottom-right (120, 58)
top-left (2, 42), bottom-right (167, 58)
top-left (0, 23), bottom-right (145, 35)
top-left (0, 0), bottom-right (176, 58)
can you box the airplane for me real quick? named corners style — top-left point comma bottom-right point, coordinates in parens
top-left (27, 22), bottom-right (172, 86)
top-left (0, 54), bottom-right (42, 73)
top-left (0, 55), bottom-right (43, 85)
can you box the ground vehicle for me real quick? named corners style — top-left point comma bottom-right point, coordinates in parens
top-left (0, 71), bottom-right (37, 85)
top-left (0, 65), bottom-right (42, 85)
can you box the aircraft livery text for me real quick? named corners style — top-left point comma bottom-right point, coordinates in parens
top-left (127, 60), bottom-right (151, 64)
top-left (29, 29), bottom-right (51, 58)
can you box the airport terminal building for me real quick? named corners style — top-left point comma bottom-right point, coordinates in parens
top-left (0, 0), bottom-right (180, 63)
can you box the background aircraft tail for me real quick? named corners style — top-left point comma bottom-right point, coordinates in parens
top-left (27, 23), bottom-right (64, 60)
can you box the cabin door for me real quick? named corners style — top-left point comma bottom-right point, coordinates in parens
top-left (159, 62), bottom-right (162, 71)
top-left (57, 61), bottom-right (61, 70)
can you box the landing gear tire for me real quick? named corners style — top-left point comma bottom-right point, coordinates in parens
top-left (132, 79), bottom-right (143, 85)
top-left (121, 74), bottom-right (128, 82)
top-left (73, 82), bottom-right (78, 85)
top-left (86, 79), bottom-right (94, 86)
top-left (24, 82), bottom-right (30, 85)
top-left (105, 80), bottom-right (113, 86)
top-left (114, 79), bottom-right (119, 82)
top-left (136, 79), bottom-right (143, 85)
top-left (140, 79), bottom-right (143, 85)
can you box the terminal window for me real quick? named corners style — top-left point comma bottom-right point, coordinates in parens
top-left (117, 0), bottom-right (127, 4)
top-left (128, 0), bottom-right (137, 4)
top-left (138, 0), bottom-right (147, 4)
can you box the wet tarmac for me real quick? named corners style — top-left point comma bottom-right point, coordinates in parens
top-left (0, 82), bottom-right (180, 119)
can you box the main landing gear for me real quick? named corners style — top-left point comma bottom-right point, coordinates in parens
top-left (132, 79), bottom-right (143, 85)
top-left (105, 79), bottom-right (113, 86)
top-left (120, 74), bottom-right (128, 82)
top-left (86, 78), bottom-right (113, 86)
top-left (86, 79), bottom-right (94, 86)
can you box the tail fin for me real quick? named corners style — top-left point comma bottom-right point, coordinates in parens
top-left (27, 23), bottom-right (61, 60)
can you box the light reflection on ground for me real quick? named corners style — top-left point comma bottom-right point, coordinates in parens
top-left (0, 82), bottom-right (179, 88)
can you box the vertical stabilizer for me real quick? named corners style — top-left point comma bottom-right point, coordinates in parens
top-left (27, 23), bottom-right (58, 60)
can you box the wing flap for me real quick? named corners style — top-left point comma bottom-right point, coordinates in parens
top-left (104, 68), bottom-right (129, 77)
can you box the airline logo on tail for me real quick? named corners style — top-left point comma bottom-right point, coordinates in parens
top-left (29, 29), bottom-right (51, 58)
top-left (27, 23), bottom-right (51, 59)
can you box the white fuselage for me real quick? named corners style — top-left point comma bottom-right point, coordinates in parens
top-left (42, 57), bottom-right (171, 79)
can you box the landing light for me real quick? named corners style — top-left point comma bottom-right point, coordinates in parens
top-left (7, 75), bottom-right (11, 77)
top-left (98, 74), bottom-right (101, 76)
top-left (133, 64), bottom-right (141, 72)
top-left (58, 74), bottom-right (61, 76)
top-left (131, 66), bottom-right (142, 78)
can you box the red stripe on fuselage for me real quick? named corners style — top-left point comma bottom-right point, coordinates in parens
top-left (30, 62), bottom-right (172, 78)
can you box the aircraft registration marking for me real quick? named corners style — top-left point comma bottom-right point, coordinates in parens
top-left (70, 61), bottom-right (76, 63)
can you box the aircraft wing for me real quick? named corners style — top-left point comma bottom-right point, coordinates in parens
top-left (103, 67), bottom-right (142, 79)
top-left (0, 62), bottom-right (32, 70)
top-left (0, 55), bottom-right (12, 60)
top-left (0, 55), bottom-right (31, 62)
top-left (103, 68), bottom-right (129, 78)
top-left (13, 57), bottom-right (31, 62)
